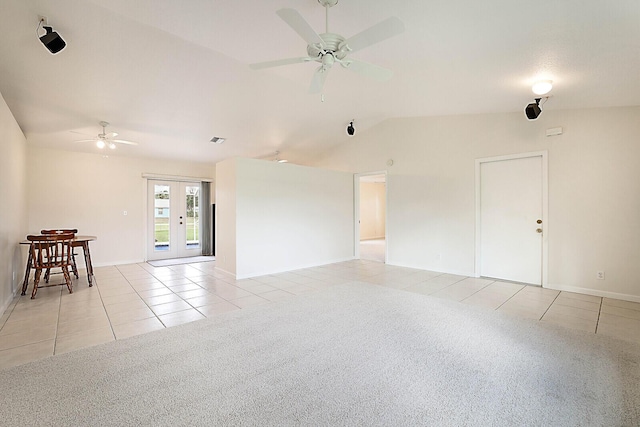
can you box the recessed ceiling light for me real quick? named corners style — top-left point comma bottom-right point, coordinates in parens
top-left (210, 136), bottom-right (226, 144)
top-left (532, 80), bottom-right (553, 95)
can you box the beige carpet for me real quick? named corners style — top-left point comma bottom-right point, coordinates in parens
top-left (1, 282), bottom-right (639, 425)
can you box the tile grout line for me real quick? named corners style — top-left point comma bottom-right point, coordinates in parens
top-left (537, 291), bottom-right (562, 321)
top-left (99, 267), bottom-right (123, 341)
top-left (120, 264), bottom-right (170, 329)
top-left (494, 284), bottom-right (527, 310)
top-left (50, 285), bottom-right (63, 356)
top-left (595, 297), bottom-right (604, 334)
top-left (458, 280), bottom-right (496, 302)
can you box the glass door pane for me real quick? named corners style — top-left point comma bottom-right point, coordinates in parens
top-left (154, 184), bottom-right (171, 252)
top-left (185, 185), bottom-right (200, 250)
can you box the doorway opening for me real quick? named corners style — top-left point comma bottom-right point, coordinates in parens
top-left (355, 172), bottom-right (387, 263)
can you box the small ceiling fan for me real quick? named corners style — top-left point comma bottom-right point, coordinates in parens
top-left (73, 121), bottom-right (138, 150)
top-left (250, 0), bottom-right (405, 93)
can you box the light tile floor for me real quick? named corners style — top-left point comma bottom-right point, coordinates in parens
top-left (2, 259), bottom-right (640, 370)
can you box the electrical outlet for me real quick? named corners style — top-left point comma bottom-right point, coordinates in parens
top-left (597, 271), bottom-right (605, 280)
top-left (38, 15), bottom-right (48, 25)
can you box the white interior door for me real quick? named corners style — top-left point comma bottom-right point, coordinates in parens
top-left (479, 155), bottom-right (543, 285)
top-left (148, 180), bottom-right (202, 260)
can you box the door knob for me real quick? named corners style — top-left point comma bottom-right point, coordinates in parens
top-left (536, 219), bottom-right (542, 224)
top-left (536, 228), bottom-right (543, 233)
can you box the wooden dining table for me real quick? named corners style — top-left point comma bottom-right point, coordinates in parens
top-left (20, 235), bottom-right (97, 295)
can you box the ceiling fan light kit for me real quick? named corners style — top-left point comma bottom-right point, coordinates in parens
top-left (250, 0), bottom-right (405, 94)
top-left (274, 151), bottom-right (288, 163)
top-left (74, 121), bottom-right (138, 149)
top-left (532, 80), bottom-right (553, 95)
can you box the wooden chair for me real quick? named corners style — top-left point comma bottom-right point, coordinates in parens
top-left (27, 233), bottom-right (75, 299)
top-left (41, 229), bottom-right (79, 280)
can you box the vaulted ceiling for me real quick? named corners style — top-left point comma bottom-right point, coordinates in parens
top-left (1, 0), bottom-right (638, 164)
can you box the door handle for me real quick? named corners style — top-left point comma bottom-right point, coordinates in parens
top-left (536, 219), bottom-right (542, 224)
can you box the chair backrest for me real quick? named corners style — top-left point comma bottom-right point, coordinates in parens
top-left (40, 229), bottom-right (78, 235)
top-left (27, 233), bottom-right (75, 269)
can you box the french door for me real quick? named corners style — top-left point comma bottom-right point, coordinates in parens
top-left (147, 180), bottom-right (202, 260)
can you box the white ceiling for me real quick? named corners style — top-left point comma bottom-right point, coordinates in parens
top-left (1, 0), bottom-right (639, 164)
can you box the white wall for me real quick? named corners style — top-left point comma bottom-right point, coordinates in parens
top-left (312, 106), bottom-right (640, 301)
top-left (360, 182), bottom-right (386, 240)
top-left (216, 157), bottom-right (354, 279)
top-left (214, 158), bottom-right (237, 276)
top-left (27, 147), bottom-right (215, 266)
top-left (0, 92), bottom-right (28, 315)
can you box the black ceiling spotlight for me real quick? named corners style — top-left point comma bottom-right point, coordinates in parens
top-left (37, 17), bottom-right (66, 54)
top-left (525, 98), bottom-right (542, 120)
top-left (346, 120), bottom-right (355, 136)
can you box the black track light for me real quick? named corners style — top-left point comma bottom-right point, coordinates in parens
top-left (525, 98), bottom-right (542, 120)
top-left (346, 120), bottom-right (355, 136)
top-left (37, 19), bottom-right (66, 54)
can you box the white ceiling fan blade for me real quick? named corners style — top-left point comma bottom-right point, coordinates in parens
top-left (276, 8), bottom-right (325, 48)
top-left (340, 16), bottom-right (405, 54)
top-left (341, 58), bottom-right (393, 81)
top-left (104, 132), bottom-right (118, 138)
top-left (112, 139), bottom-right (138, 146)
top-left (250, 57), bottom-right (313, 70)
top-left (309, 67), bottom-right (329, 94)
top-left (73, 139), bottom-right (97, 143)
top-left (69, 130), bottom-right (93, 137)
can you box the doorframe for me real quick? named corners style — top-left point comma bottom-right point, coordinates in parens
top-left (144, 177), bottom-right (208, 261)
top-left (142, 173), bottom-right (213, 262)
top-left (474, 151), bottom-right (549, 287)
top-left (354, 170), bottom-right (388, 263)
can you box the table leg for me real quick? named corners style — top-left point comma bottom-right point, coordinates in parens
top-left (81, 242), bottom-right (95, 287)
top-left (21, 248), bottom-right (33, 296)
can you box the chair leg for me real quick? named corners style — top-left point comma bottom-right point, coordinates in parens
top-left (31, 269), bottom-right (42, 299)
top-left (62, 266), bottom-right (73, 294)
top-left (44, 268), bottom-right (51, 283)
top-left (71, 252), bottom-right (79, 279)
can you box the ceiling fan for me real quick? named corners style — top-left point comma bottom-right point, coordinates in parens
top-left (250, 0), bottom-right (405, 93)
top-left (73, 121), bottom-right (138, 150)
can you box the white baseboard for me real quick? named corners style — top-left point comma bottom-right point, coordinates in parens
top-left (236, 257), bottom-right (355, 280)
top-left (90, 259), bottom-right (145, 268)
top-left (0, 295), bottom-right (14, 318)
top-left (546, 283), bottom-right (640, 303)
top-left (385, 260), bottom-right (474, 278)
top-left (214, 266), bottom-right (236, 279)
